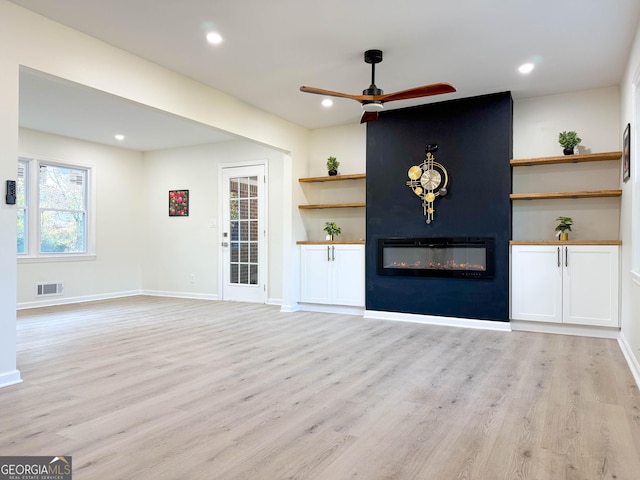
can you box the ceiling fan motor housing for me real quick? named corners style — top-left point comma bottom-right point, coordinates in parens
top-left (364, 49), bottom-right (383, 64)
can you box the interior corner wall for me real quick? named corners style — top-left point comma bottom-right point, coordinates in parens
top-left (141, 140), bottom-right (286, 304)
top-left (0, 55), bottom-right (20, 387)
top-left (17, 129), bottom-right (144, 306)
top-left (619, 20), bottom-right (640, 375)
top-left (366, 92), bottom-right (513, 322)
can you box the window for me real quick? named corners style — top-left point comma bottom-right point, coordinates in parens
top-left (18, 157), bottom-right (92, 257)
top-left (16, 159), bottom-right (28, 255)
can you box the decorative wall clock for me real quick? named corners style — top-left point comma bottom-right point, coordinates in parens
top-left (406, 147), bottom-right (449, 224)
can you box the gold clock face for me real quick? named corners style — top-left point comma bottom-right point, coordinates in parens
top-left (420, 169), bottom-right (442, 190)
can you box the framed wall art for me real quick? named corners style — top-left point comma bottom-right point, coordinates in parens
top-left (623, 123), bottom-right (631, 182)
top-left (169, 189), bottom-right (189, 216)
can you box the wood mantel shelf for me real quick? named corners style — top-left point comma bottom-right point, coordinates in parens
top-left (510, 151), bottom-right (621, 167)
top-left (510, 190), bottom-right (622, 200)
top-left (299, 173), bottom-right (366, 183)
top-left (511, 240), bottom-right (622, 245)
top-left (297, 240), bottom-right (366, 245)
top-left (298, 202), bottom-right (366, 209)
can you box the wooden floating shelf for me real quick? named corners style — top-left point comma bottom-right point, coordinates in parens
top-left (299, 173), bottom-right (366, 183)
top-left (510, 190), bottom-right (622, 200)
top-left (510, 151), bottom-right (621, 167)
top-left (299, 202), bottom-right (366, 209)
top-left (297, 240), bottom-right (366, 245)
top-left (511, 240), bottom-right (622, 245)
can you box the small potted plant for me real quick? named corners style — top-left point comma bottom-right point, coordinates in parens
top-left (323, 221), bottom-right (341, 241)
top-left (326, 156), bottom-right (340, 176)
top-left (558, 131), bottom-right (581, 155)
top-left (555, 216), bottom-right (573, 241)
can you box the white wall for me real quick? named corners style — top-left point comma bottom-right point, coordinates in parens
top-left (141, 140), bottom-right (286, 303)
top-left (513, 87), bottom-right (621, 159)
top-left (619, 21), bottom-right (640, 378)
top-left (0, 51), bottom-right (20, 387)
top-left (308, 124), bottom-right (367, 177)
top-left (17, 129), bottom-right (144, 306)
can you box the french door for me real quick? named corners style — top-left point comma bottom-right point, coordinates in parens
top-left (220, 164), bottom-right (266, 303)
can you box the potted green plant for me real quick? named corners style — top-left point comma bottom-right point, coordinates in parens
top-left (326, 156), bottom-right (340, 176)
top-left (558, 131), bottom-right (581, 155)
top-left (323, 221), bottom-right (341, 241)
top-left (555, 216), bottom-right (573, 241)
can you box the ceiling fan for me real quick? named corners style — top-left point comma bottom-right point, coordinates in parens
top-left (300, 49), bottom-right (456, 123)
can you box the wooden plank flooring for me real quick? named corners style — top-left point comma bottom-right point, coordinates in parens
top-left (1, 296), bottom-right (640, 479)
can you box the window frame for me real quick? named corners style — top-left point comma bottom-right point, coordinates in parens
top-left (17, 155), bottom-right (95, 262)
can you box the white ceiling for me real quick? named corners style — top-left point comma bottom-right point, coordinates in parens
top-left (19, 68), bottom-right (237, 151)
top-left (13, 0), bottom-right (640, 151)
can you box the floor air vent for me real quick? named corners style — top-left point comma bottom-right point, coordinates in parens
top-left (37, 282), bottom-right (64, 296)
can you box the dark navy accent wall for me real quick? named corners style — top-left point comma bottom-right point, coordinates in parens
top-left (365, 92), bottom-right (513, 321)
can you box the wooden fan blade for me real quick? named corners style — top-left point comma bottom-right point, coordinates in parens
top-left (300, 86), bottom-right (373, 102)
top-left (377, 83), bottom-right (456, 102)
top-left (360, 111), bottom-right (379, 123)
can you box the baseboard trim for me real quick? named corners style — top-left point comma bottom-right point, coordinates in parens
top-left (17, 290), bottom-right (141, 310)
top-left (619, 332), bottom-right (640, 389)
top-left (298, 303), bottom-right (365, 316)
top-left (365, 310), bottom-right (511, 331)
top-left (511, 320), bottom-right (620, 339)
top-left (17, 290), bottom-right (221, 310)
top-left (0, 369), bottom-right (22, 389)
top-left (141, 290), bottom-right (218, 301)
top-left (280, 303), bottom-right (301, 313)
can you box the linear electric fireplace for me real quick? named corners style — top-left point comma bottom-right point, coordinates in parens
top-left (377, 237), bottom-right (495, 279)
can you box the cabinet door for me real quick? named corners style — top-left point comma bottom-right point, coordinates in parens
top-left (300, 245), bottom-right (332, 304)
top-left (563, 245), bottom-right (619, 327)
top-left (511, 245), bottom-right (563, 323)
top-left (332, 245), bottom-right (365, 307)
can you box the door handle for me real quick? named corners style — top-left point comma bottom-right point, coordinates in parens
top-left (327, 246), bottom-right (330, 261)
top-left (332, 246), bottom-right (335, 261)
top-left (222, 242), bottom-right (229, 247)
top-left (565, 246), bottom-right (568, 267)
top-left (557, 247), bottom-right (560, 267)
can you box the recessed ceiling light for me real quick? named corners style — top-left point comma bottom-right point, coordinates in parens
top-left (322, 99), bottom-right (333, 108)
top-left (206, 32), bottom-right (223, 45)
top-left (114, 134), bottom-right (125, 141)
top-left (519, 63), bottom-right (534, 74)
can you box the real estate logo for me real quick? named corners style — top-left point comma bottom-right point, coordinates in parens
top-left (0, 456), bottom-right (72, 480)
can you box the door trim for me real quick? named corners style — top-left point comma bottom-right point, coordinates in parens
top-left (217, 160), bottom-right (268, 302)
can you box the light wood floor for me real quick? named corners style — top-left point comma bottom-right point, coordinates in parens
top-left (2, 296), bottom-right (640, 479)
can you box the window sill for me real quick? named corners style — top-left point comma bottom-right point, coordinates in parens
top-left (18, 254), bottom-right (96, 264)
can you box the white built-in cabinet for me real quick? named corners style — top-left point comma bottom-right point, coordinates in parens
top-left (511, 243), bottom-right (619, 327)
top-left (300, 243), bottom-right (365, 307)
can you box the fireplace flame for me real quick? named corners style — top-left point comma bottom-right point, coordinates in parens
top-left (385, 260), bottom-right (485, 271)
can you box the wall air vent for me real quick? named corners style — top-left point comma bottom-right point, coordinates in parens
top-left (36, 282), bottom-right (64, 296)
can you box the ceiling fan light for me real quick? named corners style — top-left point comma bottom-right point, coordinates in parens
top-left (362, 102), bottom-right (384, 112)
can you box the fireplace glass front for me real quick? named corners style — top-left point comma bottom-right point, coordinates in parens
top-left (377, 237), bottom-right (494, 279)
